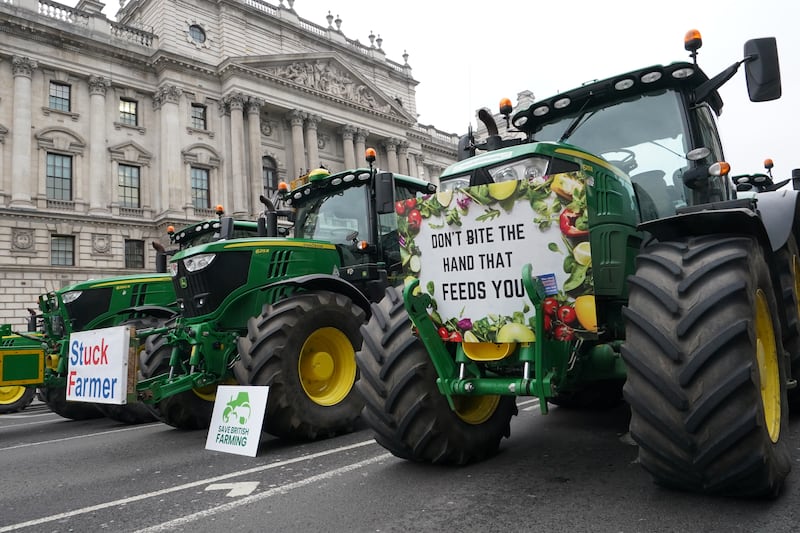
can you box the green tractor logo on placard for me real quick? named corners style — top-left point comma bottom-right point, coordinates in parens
top-left (222, 391), bottom-right (252, 425)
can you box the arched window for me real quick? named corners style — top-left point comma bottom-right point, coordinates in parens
top-left (262, 156), bottom-right (278, 196)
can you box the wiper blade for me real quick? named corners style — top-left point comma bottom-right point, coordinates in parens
top-left (558, 96), bottom-right (594, 144)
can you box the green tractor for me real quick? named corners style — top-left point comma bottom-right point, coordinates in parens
top-left (135, 160), bottom-right (435, 439)
top-left (0, 215), bottom-right (259, 421)
top-left (355, 32), bottom-right (798, 497)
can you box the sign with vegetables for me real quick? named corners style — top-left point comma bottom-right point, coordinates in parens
top-left (397, 171), bottom-right (597, 344)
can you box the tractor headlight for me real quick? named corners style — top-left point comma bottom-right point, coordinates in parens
top-left (61, 291), bottom-right (82, 304)
top-left (183, 253), bottom-right (216, 273)
top-left (169, 262), bottom-right (179, 277)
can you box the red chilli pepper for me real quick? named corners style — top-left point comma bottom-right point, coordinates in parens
top-left (559, 208), bottom-right (589, 237)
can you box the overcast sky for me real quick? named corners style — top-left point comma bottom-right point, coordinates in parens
top-left (94, 0), bottom-right (799, 177)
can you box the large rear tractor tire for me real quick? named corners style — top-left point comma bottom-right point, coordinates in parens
top-left (139, 334), bottom-right (223, 430)
top-left (774, 236), bottom-right (800, 409)
top-left (0, 385), bottom-right (36, 414)
top-left (234, 291), bottom-right (365, 440)
top-left (356, 286), bottom-right (517, 464)
top-left (40, 385), bottom-right (103, 420)
top-left (94, 316), bottom-right (165, 425)
top-left (623, 235), bottom-right (790, 497)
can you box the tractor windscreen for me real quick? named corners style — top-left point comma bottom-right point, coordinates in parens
top-left (535, 90), bottom-right (692, 218)
top-left (294, 186), bottom-right (369, 245)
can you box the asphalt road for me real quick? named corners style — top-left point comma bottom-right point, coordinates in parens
top-left (2, 400), bottom-right (799, 532)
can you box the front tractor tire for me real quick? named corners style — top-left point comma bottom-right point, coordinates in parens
top-left (356, 286), bottom-right (517, 464)
top-left (94, 317), bottom-right (165, 425)
top-left (139, 334), bottom-right (222, 430)
top-left (234, 290), bottom-right (366, 440)
top-left (0, 385), bottom-right (36, 414)
top-left (623, 235), bottom-right (790, 497)
top-left (40, 385), bottom-right (103, 420)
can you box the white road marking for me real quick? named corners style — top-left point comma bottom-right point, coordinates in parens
top-left (517, 398), bottom-right (541, 411)
top-left (0, 439), bottom-right (380, 532)
top-left (136, 452), bottom-right (393, 532)
top-left (205, 482), bottom-right (260, 497)
top-left (0, 423), bottom-right (163, 452)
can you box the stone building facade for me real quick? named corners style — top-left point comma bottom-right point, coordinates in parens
top-left (0, 0), bottom-right (458, 327)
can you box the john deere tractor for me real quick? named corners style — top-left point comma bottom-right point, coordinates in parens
top-left (0, 215), bottom-right (259, 421)
top-left (135, 161), bottom-right (435, 440)
top-left (355, 31), bottom-right (798, 497)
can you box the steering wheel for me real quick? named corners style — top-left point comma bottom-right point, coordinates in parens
top-left (327, 228), bottom-right (359, 242)
top-left (602, 149), bottom-right (638, 174)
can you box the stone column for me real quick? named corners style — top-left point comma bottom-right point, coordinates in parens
top-left (383, 138), bottom-right (399, 173)
top-left (10, 56), bottom-right (37, 208)
top-left (88, 75), bottom-right (111, 214)
top-left (354, 128), bottom-right (369, 167)
top-left (228, 94), bottom-right (247, 216)
top-left (305, 114), bottom-right (320, 170)
top-left (154, 84), bottom-right (183, 214)
top-left (339, 125), bottom-right (356, 169)
top-left (397, 141), bottom-right (410, 175)
top-left (218, 101), bottom-right (233, 209)
top-left (287, 109), bottom-right (306, 178)
top-left (409, 153), bottom-right (419, 178)
top-left (246, 97), bottom-right (263, 213)
top-left (416, 154), bottom-right (426, 180)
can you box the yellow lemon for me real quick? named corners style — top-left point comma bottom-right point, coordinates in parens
top-left (464, 330), bottom-right (479, 343)
top-left (495, 322), bottom-right (535, 343)
top-left (488, 180), bottom-right (517, 201)
top-left (436, 190), bottom-right (453, 207)
top-left (575, 295), bottom-right (597, 332)
top-left (573, 241), bottom-right (592, 266)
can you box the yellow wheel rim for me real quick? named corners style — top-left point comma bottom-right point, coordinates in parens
top-left (192, 377), bottom-right (237, 402)
top-left (0, 386), bottom-right (27, 405)
top-left (754, 289), bottom-right (781, 443)
top-left (298, 327), bottom-right (356, 406)
top-left (453, 394), bottom-right (501, 425)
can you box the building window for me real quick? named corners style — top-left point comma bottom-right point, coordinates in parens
top-left (46, 153), bottom-right (72, 201)
top-left (51, 235), bottom-right (74, 266)
top-left (49, 82), bottom-right (71, 112)
top-left (188, 24), bottom-right (206, 43)
top-left (124, 239), bottom-right (145, 269)
top-left (119, 98), bottom-right (138, 126)
top-left (191, 167), bottom-right (210, 208)
top-left (262, 156), bottom-right (278, 196)
top-left (118, 164), bottom-right (141, 208)
top-left (190, 103), bottom-right (207, 130)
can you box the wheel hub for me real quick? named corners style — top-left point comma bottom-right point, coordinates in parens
top-left (0, 386), bottom-right (26, 404)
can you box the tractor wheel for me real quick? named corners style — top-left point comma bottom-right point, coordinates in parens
top-left (548, 380), bottom-right (624, 410)
top-left (622, 235), bottom-right (790, 497)
top-left (40, 385), bottom-right (103, 420)
top-left (0, 385), bottom-right (36, 414)
top-left (774, 236), bottom-right (800, 409)
top-left (139, 334), bottom-right (221, 430)
top-left (356, 286), bottom-right (517, 464)
top-left (234, 291), bottom-right (365, 440)
top-left (94, 316), bottom-right (164, 425)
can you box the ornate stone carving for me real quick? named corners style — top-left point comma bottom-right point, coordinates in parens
top-left (152, 84), bottom-right (183, 109)
top-left (92, 233), bottom-right (111, 254)
top-left (12, 56), bottom-right (37, 78)
top-left (266, 61), bottom-right (392, 113)
top-left (88, 75), bottom-right (111, 96)
top-left (354, 128), bottom-right (370, 143)
top-left (339, 124), bottom-right (355, 140)
top-left (11, 229), bottom-right (34, 250)
top-left (286, 109), bottom-right (305, 127)
top-left (245, 97), bottom-right (264, 114)
top-left (260, 121), bottom-right (273, 136)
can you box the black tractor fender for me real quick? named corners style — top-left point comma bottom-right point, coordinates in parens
top-left (258, 274), bottom-right (372, 319)
top-left (640, 193), bottom-right (800, 254)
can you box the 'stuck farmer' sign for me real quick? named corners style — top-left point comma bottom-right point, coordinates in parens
top-left (67, 325), bottom-right (135, 404)
top-left (397, 170), bottom-right (597, 344)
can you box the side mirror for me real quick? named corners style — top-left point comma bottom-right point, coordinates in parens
top-left (218, 216), bottom-right (235, 240)
top-left (744, 37), bottom-right (781, 102)
top-left (374, 171), bottom-right (395, 215)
